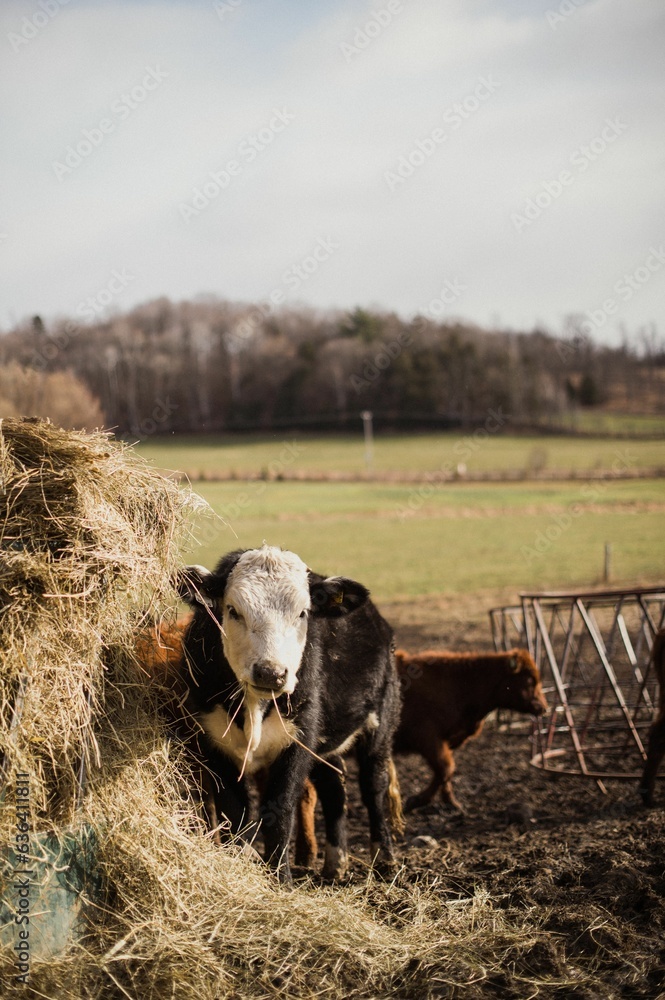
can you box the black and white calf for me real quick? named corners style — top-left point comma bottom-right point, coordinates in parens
top-left (178, 545), bottom-right (400, 883)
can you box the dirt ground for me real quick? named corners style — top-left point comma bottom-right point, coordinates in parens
top-left (314, 595), bottom-right (665, 999)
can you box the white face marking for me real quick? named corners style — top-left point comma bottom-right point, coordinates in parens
top-left (221, 547), bottom-right (311, 697)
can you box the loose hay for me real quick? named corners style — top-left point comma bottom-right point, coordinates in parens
top-left (0, 418), bottom-right (580, 999)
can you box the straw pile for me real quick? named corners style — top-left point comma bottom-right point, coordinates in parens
top-left (0, 416), bottom-right (202, 820)
top-left (0, 418), bottom-right (561, 1000)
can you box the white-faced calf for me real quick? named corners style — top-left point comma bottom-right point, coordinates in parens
top-left (176, 546), bottom-right (401, 883)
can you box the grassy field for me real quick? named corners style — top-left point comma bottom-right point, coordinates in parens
top-left (134, 433), bottom-right (665, 603)
top-left (182, 478), bottom-right (665, 602)
top-left (569, 410), bottom-right (665, 435)
top-left (136, 431), bottom-right (665, 480)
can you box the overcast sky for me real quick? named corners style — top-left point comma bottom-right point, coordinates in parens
top-left (1, 0), bottom-right (664, 344)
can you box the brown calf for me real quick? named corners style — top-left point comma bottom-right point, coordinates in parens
top-left (135, 619), bottom-right (224, 840)
top-left (393, 647), bottom-right (548, 812)
top-left (638, 630), bottom-right (665, 807)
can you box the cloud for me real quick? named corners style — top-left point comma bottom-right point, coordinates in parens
top-left (0, 0), bottom-right (663, 344)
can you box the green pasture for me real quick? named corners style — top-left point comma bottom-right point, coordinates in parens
top-left (136, 431), bottom-right (665, 480)
top-left (570, 411), bottom-right (665, 436)
top-left (184, 479), bottom-right (665, 602)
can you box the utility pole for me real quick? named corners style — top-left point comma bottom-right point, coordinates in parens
top-left (361, 410), bottom-right (373, 475)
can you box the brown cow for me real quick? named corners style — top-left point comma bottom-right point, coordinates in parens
top-left (393, 647), bottom-right (548, 812)
top-left (638, 630), bottom-right (665, 807)
top-left (135, 619), bottom-right (225, 841)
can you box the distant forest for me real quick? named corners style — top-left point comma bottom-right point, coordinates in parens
top-left (0, 298), bottom-right (662, 436)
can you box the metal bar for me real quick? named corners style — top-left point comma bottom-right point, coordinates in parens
top-left (617, 612), bottom-right (654, 714)
top-left (531, 597), bottom-right (591, 776)
top-left (559, 601), bottom-right (577, 685)
top-left (521, 595), bottom-right (533, 657)
top-left (605, 596), bottom-right (625, 664)
top-left (521, 585), bottom-right (665, 601)
top-left (489, 609), bottom-right (501, 651)
top-left (637, 593), bottom-right (660, 638)
top-left (510, 608), bottom-right (525, 646)
top-left (575, 598), bottom-right (647, 759)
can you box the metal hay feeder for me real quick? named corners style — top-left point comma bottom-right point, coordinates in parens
top-left (490, 585), bottom-right (665, 792)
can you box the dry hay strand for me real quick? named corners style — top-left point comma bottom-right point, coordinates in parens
top-left (0, 418), bottom-right (582, 999)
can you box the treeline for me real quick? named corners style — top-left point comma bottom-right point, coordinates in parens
top-left (0, 298), bottom-right (661, 435)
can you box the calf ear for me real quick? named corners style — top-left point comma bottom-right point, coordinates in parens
top-left (309, 575), bottom-right (369, 617)
top-left (177, 549), bottom-right (245, 607)
top-left (508, 652), bottom-right (520, 672)
top-left (176, 565), bottom-right (215, 607)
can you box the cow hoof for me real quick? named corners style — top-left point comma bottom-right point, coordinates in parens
top-left (273, 866), bottom-right (294, 889)
top-left (638, 787), bottom-right (654, 808)
top-left (295, 850), bottom-right (318, 869)
top-left (321, 845), bottom-right (348, 881)
top-left (370, 842), bottom-right (397, 877)
top-left (404, 794), bottom-right (429, 813)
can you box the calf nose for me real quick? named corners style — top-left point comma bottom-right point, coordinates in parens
top-left (533, 692), bottom-right (548, 716)
top-left (252, 661), bottom-right (286, 692)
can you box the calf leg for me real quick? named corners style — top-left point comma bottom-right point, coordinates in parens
top-left (207, 748), bottom-right (251, 838)
top-left (404, 740), bottom-right (462, 813)
top-left (438, 742), bottom-right (462, 810)
top-left (198, 765), bottom-right (223, 844)
top-left (294, 778), bottom-right (318, 868)
top-left (356, 741), bottom-right (395, 872)
top-left (639, 716), bottom-right (665, 807)
top-left (311, 756), bottom-right (348, 880)
top-left (260, 745), bottom-right (313, 885)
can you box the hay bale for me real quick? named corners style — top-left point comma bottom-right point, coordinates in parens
top-left (0, 417), bottom-right (204, 820)
top-left (0, 418), bottom-right (569, 999)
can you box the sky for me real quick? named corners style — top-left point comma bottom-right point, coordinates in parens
top-left (1, 0), bottom-right (664, 345)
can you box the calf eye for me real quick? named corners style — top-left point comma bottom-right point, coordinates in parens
top-left (227, 605), bottom-right (240, 621)
top-left (299, 609), bottom-right (308, 619)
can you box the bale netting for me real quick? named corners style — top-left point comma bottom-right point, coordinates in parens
top-left (0, 418), bottom-right (564, 999)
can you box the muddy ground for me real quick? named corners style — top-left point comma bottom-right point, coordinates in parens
top-left (307, 595), bottom-right (665, 999)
